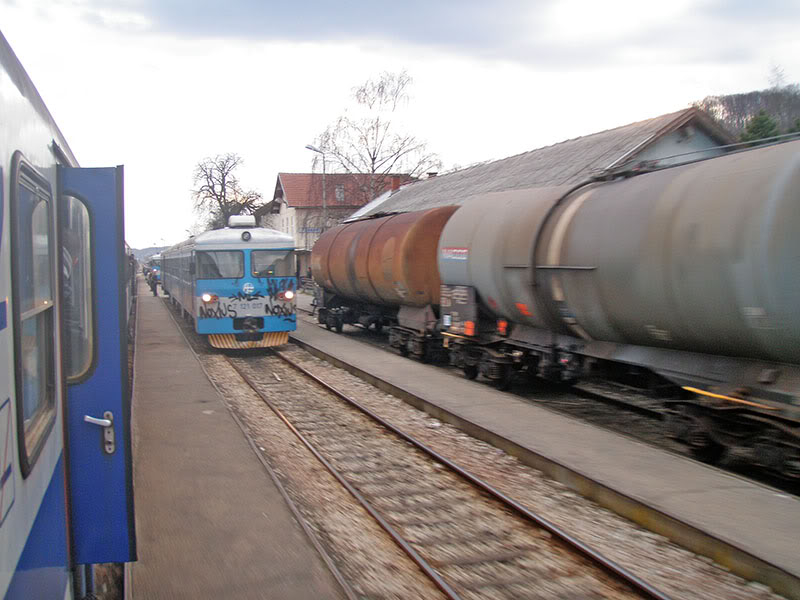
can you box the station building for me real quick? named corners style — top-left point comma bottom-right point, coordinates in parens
top-left (255, 172), bottom-right (414, 276)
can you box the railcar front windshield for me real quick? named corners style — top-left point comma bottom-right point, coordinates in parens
top-left (252, 250), bottom-right (294, 277)
top-left (196, 250), bottom-right (244, 279)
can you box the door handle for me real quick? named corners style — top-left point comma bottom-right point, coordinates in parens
top-left (84, 412), bottom-right (115, 454)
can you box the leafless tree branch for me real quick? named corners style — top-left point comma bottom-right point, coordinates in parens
top-left (314, 70), bottom-right (441, 203)
top-left (192, 153), bottom-right (263, 230)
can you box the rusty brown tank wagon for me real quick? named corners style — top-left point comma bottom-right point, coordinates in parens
top-left (311, 206), bottom-right (459, 359)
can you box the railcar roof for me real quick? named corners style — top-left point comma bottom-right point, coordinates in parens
top-left (164, 227), bottom-right (294, 253)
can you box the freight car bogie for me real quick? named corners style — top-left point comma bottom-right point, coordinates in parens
top-left (666, 401), bottom-right (800, 477)
top-left (665, 405), bottom-right (727, 463)
top-left (317, 292), bottom-right (393, 334)
top-left (389, 326), bottom-right (446, 363)
top-left (447, 337), bottom-right (581, 390)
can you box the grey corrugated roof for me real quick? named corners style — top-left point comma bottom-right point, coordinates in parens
top-left (359, 108), bottom-right (730, 216)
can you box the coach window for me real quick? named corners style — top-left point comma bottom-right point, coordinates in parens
top-left (196, 250), bottom-right (243, 279)
top-left (252, 250), bottom-right (293, 277)
top-left (12, 159), bottom-right (56, 476)
top-left (62, 196), bottom-right (93, 380)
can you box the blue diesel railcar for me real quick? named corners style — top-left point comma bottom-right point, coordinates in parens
top-left (161, 216), bottom-right (297, 348)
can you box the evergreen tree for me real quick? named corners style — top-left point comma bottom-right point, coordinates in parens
top-left (788, 118), bottom-right (800, 135)
top-left (740, 110), bottom-right (780, 144)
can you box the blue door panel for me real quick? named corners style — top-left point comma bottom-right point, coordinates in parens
top-left (59, 166), bottom-right (135, 564)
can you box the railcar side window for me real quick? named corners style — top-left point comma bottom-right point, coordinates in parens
top-left (252, 250), bottom-right (294, 277)
top-left (12, 160), bottom-right (56, 476)
top-left (196, 251), bottom-right (243, 279)
top-left (62, 196), bottom-right (93, 380)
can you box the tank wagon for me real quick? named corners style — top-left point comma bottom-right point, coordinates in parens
top-left (161, 216), bottom-right (297, 349)
top-left (311, 206), bottom-right (458, 359)
top-left (438, 140), bottom-right (800, 476)
top-left (311, 141), bottom-right (800, 477)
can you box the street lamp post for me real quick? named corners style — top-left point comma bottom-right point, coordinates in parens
top-left (304, 144), bottom-right (327, 231)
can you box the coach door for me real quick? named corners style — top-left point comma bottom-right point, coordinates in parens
top-left (58, 166), bottom-right (136, 564)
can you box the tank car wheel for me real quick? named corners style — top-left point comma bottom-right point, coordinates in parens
top-left (463, 364), bottom-right (478, 380)
top-left (688, 425), bottom-right (725, 464)
top-left (334, 316), bottom-right (344, 333)
top-left (416, 342), bottom-right (430, 363)
top-left (399, 344), bottom-right (410, 357)
top-left (373, 320), bottom-right (383, 333)
top-left (317, 310), bottom-right (325, 325)
top-left (690, 441), bottom-right (726, 464)
top-left (494, 364), bottom-right (514, 391)
top-left (325, 316), bottom-right (333, 331)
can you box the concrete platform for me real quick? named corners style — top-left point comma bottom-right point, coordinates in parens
top-left (129, 285), bottom-right (347, 599)
top-left (292, 292), bottom-right (800, 598)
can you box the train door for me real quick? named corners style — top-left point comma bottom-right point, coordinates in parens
top-left (58, 166), bottom-right (136, 564)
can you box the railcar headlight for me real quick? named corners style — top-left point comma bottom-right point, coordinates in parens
top-left (241, 231), bottom-right (251, 241)
top-left (201, 293), bottom-right (218, 303)
top-left (283, 290), bottom-right (295, 301)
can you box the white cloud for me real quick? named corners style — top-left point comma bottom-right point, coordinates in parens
top-left (3, 1), bottom-right (799, 247)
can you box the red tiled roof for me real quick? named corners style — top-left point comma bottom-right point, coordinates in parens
top-left (273, 172), bottom-right (414, 208)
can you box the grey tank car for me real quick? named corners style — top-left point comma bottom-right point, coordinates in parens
top-left (438, 140), bottom-right (800, 477)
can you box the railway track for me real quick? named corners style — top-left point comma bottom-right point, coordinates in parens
top-left (224, 348), bottom-right (673, 600)
top-left (295, 305), bottom-right (798, 493)
top-left (298, 304), bottom-right (664, 419)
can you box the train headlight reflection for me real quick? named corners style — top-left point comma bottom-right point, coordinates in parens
top-left (201, 293), bottom-right (218, 303)
top-left (283, 290), bottom-right (295, 301)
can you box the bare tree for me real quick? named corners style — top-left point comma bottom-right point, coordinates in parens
top-left (192, 153), bottom-right (263, 229)
top-left (259, 212), bottom-right (279, 230)
top-left (298, 207), bottom-right (353, 250)
top-left (769, 63), bottom-right (787, 90)
top-left (315, 70), bottom-right (441, 201)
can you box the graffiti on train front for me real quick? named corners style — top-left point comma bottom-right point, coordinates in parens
top-left (198, 279), bottom-right (297, 322)
top-left (198, 303), bottom-right (239, 319)
top-left (229, 291), bottom-right (265, 302)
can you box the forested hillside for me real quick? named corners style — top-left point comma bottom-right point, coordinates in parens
top-left (694, 85), bottom-right (800, 137)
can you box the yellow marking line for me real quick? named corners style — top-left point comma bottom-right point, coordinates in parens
top-left (682, 386), bottom-right (779, 410)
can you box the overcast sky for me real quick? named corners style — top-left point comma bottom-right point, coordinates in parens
top-left (3, 0), bottom-right (799, 248)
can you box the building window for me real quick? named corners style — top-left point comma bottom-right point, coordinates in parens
top-left (335, 184), bottom-right (345, 203)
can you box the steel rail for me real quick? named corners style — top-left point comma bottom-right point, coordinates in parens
top-left (296, 306), bottom-right (664, 421)
top-left (573, 383), bottom-right (664, 419)
top-left (160, 297), bottom-right (361, 600)
top-left (224, 356), bottom-right (464, 600)
top-left (269, 349), bottom-right (674, 600)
